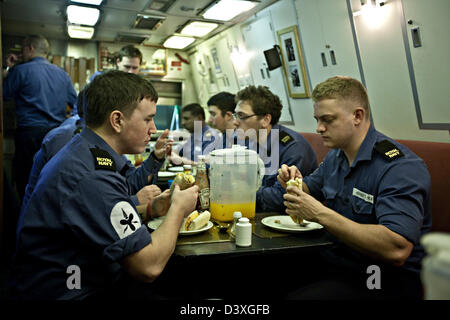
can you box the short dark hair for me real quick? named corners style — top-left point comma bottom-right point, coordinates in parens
top-left (117, 45), bottom-right (143, 64)
top-left (84, 70), bottom-right (158, 128)
top-left (76, 84), bottom-right (88, 119)
top-left (182, 103), bottom-right (205, 120)
top-left (235, 85), bottom-right (282, 125)
top-left (207, 92), bottom-right (236, 117)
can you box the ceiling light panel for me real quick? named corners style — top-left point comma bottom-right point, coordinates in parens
top-left (180, 21), bottom-right (219, 37)
top-left (70, 0), bottom-right (103, 5)
top-left (202, 0), bottom-right (257, 21)
top-left (163, 36), bottom-right (195, 49)
top-left (67, 5), bottom-right (100, 26)
top-left (67, 24), bottom-right (95, 39)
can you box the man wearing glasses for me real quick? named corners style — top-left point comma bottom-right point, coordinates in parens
top-left (233, 85), bottom-right (318, 212)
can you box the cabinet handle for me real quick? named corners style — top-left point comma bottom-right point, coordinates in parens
top-left (260, 68), bottom-right (265, 79)
top-left (411, 27), bottom-right (422, 48)
top-left (330, 50), bottom-right (337, 65)
top-left (321, 52), bottom-right (328, 67)
top-left (266, 68), bottom-right (271, 79)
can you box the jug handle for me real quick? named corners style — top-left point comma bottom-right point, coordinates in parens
top-left (256, 156), bottom-right (265, 189)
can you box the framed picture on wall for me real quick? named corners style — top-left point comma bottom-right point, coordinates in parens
top-left (277, 25), bottom-right (310, 98)
top-left (210, 47), bottom-right (222, 74)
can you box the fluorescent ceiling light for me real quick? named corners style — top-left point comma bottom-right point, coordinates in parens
top-left (70, 0), bottom-right (103, 5)
top-left (67, 24), bottom-right (95, 39)
top-left (67, 5), bottom-right (100, 26)
top-left (203, 0), bottom-right (257, 21)
top-left (181, 21), bottom-right (219, 37)
top-left (163, 36), bottom-right (195, 49)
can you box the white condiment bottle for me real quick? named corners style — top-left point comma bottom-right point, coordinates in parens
top-left (235, 217), bottom-right (252, 247)
top-left (230, 211), bottom-right (242, 239)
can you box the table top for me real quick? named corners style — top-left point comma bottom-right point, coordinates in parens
top-left (172, 212), bottom-right (333, 259)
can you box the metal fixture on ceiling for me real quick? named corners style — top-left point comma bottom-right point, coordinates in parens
top-left (133, 14), bottom-right (166, 30)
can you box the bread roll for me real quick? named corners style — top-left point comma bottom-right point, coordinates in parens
top-left (184, 210), bottom-right (211, 231)
top-left (170, 172), bottom-right (195, 192)
top-left (286, 178), bottom-right (303, 224)
top-left (286, 177), bottom-right (302, 190)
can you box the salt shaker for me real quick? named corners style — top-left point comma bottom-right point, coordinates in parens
top-left (235, 217), bottom-right (252, 247)
top-left (230, 211), bottom-right (242, 239)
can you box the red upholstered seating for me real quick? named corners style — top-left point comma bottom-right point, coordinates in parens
top-left (397, 139), bottom-right (450, 233)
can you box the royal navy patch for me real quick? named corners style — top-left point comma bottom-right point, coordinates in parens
top-left (374, 140), bottom-right (404, 162)
top-left (90, 148), bottom-right (117, 171)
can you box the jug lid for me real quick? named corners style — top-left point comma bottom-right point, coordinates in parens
top-left (421, 232), bottom-right (450, 255)
top-left (210, 147), bottom-right (256, 157)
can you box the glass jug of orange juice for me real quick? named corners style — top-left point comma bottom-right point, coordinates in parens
top-left (209, 146), bottom-right (264, 222)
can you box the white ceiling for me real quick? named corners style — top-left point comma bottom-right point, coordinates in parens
top-left (1, 0), bottom-right (279, 50)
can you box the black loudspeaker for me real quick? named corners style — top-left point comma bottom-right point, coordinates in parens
top-left (263, 45), bottom-right (282, 71)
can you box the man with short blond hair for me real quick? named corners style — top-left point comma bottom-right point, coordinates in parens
top-left (279, 76), bottom-right (431, 299)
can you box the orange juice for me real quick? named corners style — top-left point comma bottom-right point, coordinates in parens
top-left (210, 202), bottom-right (256, 222)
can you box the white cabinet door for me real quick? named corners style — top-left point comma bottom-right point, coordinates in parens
top-left (317, 0), bottom-right (361, 80)
top-left (241, 14), bottom-right (293, 122)
top-left (212, 36), bottom-right (240, 93)
top-left (190, 51), bottom-right (212, 106)
top-left (295, 0), bottom-right (360, 88)
top-left (295, 0), bottom-right (330, 88)
top-left (403, 0), bottom-right (450, 124)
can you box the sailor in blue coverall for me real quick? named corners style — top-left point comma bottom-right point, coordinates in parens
top-left (233, 85), bottom-right (318, 212)
top-left (9, 70), bottom-right (198, 300)
top-left (280, 76), bottom-right (430, 299)
top-left (3, 35), bottom-right (77, 199)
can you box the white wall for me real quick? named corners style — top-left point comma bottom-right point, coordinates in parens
top-left (58, 0), bottom-right (449, 143)
top-left (349, 0), bottom-right (449, 142)
top-left (67, 40), bottom-right (97, 62)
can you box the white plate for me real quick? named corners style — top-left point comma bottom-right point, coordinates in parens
top-left (147, 217), bottom-right (214, 236)
top-left (168, 166), bottom-right (184, 172)
top-left (158, 171), bottom-right (177, 178)
top-left (261, 215), bottom-right (323, 233)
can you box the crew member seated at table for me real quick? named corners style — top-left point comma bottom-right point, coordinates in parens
top-left (90, 45), bottom-right (142, 81)
top-left (233, 85), bottom-right (317, 212)
top-left (170, 103), bottom-right (220, 165)
top-left (18, 83), bottom-right (170, 240)
top-left (278, 76), bottom-right (431, 299)
top-left (207, 91), bottom-right (237, 148)
top-left (9, 70), bottom-right (199, 300)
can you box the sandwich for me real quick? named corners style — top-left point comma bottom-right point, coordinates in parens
top-left (286, 177), bottom-right (302, 190)
top-left (170, 172), bottom-right (195, 192)
top-left (184, 210), bottom-right (211, 231)
top-left (286, 178), bottom-right (303, 224)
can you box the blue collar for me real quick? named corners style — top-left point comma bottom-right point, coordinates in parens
top-left (80, 127), bottom-right (128, 172)
top-left (336, 125), bottom-right (377, 168)
top-left (30, 57), bottom-right (49, 63)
